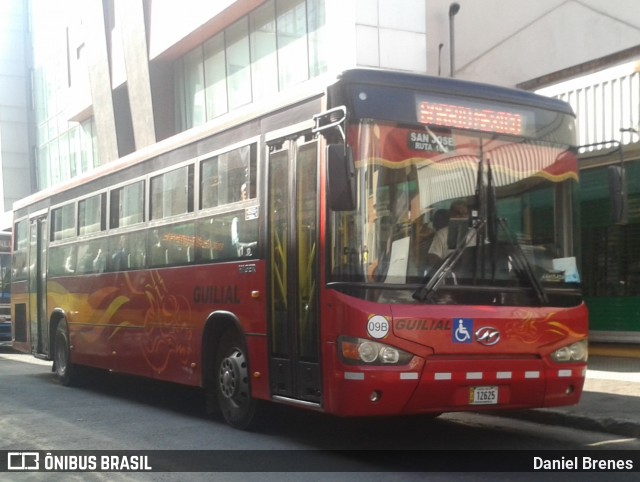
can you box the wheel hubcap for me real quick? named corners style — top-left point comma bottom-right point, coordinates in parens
top-left (219, 350), bottom-right (244, 400)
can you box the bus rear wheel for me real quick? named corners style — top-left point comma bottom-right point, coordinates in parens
top-left (215, 330), bottom-right (257, 430)
top-left (53, 318), bottom-right (79, 386)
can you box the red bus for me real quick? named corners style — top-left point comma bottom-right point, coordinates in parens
top-left (11, 69), bottom-right (587, 429)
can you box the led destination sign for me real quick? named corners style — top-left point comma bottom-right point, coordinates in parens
top-left (418, 100), bottom-right (524, 136)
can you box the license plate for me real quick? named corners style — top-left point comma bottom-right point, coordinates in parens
top-left (469, 386), bottom-right (498, 405)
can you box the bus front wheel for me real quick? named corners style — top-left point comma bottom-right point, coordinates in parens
top-left (53, 318), bottom-right (79, 386)
top-left (215, 330), bottom-right (257, 430)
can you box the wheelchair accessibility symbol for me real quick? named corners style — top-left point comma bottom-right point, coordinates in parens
top-left (453, 318), bottom-right (473, 344)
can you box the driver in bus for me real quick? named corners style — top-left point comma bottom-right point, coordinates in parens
top-left (426, 199), bottom-right (468, 264)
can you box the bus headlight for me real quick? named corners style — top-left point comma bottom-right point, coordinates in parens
top-left (358, 342), bottom-right (379, 363)
top-left (339, 336), bottom-right (413, 366)
top-left (550, 340), bottom-right (588, 363)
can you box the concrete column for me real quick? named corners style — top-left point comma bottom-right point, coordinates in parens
top-left (82, 0), bottom-right (119, 164)
top-left (117, 0), bottom-right (156, 149)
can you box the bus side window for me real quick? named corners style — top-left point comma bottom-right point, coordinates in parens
top-left (107, 232), bottom-right (146, 272)
top-left (232, 214), bottom-right (258, 257)
top-left (12, 253), bottom-right (27, 281)
top-left (108, 235), bottom-right (129, 271)
top-left (203, 216), bottom-right (235, 260)
top-left (49, 245), bottom-right (77, 276)
top-left (76, 240), bottom-right (106, 274)
top-left (149, 222), bottom-right (195, 267)
top-left (196, 213), bottom-right (257, 262)
top-left (12, 220), bottom-right (28, 281)
top-left (195, 218), bottom-right (219, 261)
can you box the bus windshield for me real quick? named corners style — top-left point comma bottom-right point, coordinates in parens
top-left (329, 121), bottom-right (580, 306)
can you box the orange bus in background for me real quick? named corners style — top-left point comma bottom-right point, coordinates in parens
top-left (11, 69), bottom-right (588, 429)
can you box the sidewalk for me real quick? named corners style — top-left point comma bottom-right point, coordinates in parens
top-left (498, 345), bottom-right (640, 438)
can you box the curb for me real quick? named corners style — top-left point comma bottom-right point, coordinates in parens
top-left (589, 345), bottom-right (640, 359)
top-left (494, 408), bottom-right (640, 439)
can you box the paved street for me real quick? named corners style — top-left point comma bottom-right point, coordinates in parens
top-left (1, 345), bottom-right (639, 480)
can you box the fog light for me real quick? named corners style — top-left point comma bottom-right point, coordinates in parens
top-left (370, 391), bottom-right (381, 402)
top-left (565, 385), bottom-right (574, 395)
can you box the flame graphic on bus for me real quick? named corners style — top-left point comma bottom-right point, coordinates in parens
top-left (48, 270), bottom-right (194, 376)
top-left (505, 310), bottom-right (585, 345)
top-left (138, 271), bottom-right (193, 374)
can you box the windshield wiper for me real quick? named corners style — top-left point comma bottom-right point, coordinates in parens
top-left (412, 221), bottom-right (483, 301)
top-left (495, 217), bottom-right (548, 305)
top-left (413, 152), bottom-right (486, 303)
top-left (486, 161), bottom-right (548, 305)
top-left (413, 153), bottom-right (549, 304)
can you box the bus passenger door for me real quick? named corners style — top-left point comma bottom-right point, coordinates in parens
top-left (267, 136), bottom-right (322, 405)
top-left (28, 216), bottom-right (49, 356)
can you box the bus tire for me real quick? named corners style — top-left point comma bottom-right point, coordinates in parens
top-left (53, 318), bottom-right (79, 386)
top-left (215, 330), bottom-right (257, 430)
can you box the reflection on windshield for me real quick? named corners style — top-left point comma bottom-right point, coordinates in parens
top-left (329, 122), bottom-right (580, 306)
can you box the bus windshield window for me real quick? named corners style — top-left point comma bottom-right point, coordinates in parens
top-left (329, 121), bottom-right (579, 305)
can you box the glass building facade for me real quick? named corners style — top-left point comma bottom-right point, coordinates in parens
top-left (31, 0), bottom-right (98, 190)
top-left (31, 0), bottom-right (328, 190)
top-left (174, 0), bottom-right (327, 130)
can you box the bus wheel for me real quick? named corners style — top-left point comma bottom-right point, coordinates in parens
top-left (53, 318), bottom-right (79, 386)
top-left (215, 330), bottom-right (257, 430)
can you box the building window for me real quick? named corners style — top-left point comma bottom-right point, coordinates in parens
top-left (277, 0), bottom-right (309, 89)
top-left (307, 0), bottom-right (328, 77)
top-left (175, 0), bottom-right (327, 131)
top-left (181, 47), bottom-right (206, 128)
top-left (31, 0), bottom-right (100, 191)
top-left (250, 1), bottom-right (278, 102)
top-left (204, 33), bottom-right (228, 120)
top-left (226, 19), bottom-right (252, 110)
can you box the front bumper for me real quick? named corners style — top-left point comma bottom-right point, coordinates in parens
top-left (331, 356), bottom-right (586, 417)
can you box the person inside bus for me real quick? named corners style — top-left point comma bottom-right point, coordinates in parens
top-left (78, 245), bottom-right (104, 274)
top-left (111, 235), bottom-right (129, 271)
top-left (414, 208), bottom-right (449, 273)
top-left (64, 248), bottom-right (76, 274)
top-left (426, 199), bottom-right (469, 264)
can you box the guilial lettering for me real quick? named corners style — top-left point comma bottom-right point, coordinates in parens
top-left (395, 319), bottom-right (452, 331)
top-left (193, 285), bottom-right (240, 304)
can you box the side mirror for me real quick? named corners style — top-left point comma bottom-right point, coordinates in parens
top-left (327, 144), bottom-right (356, 211)
top-left (608, 165), bottom-right (628, 225)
